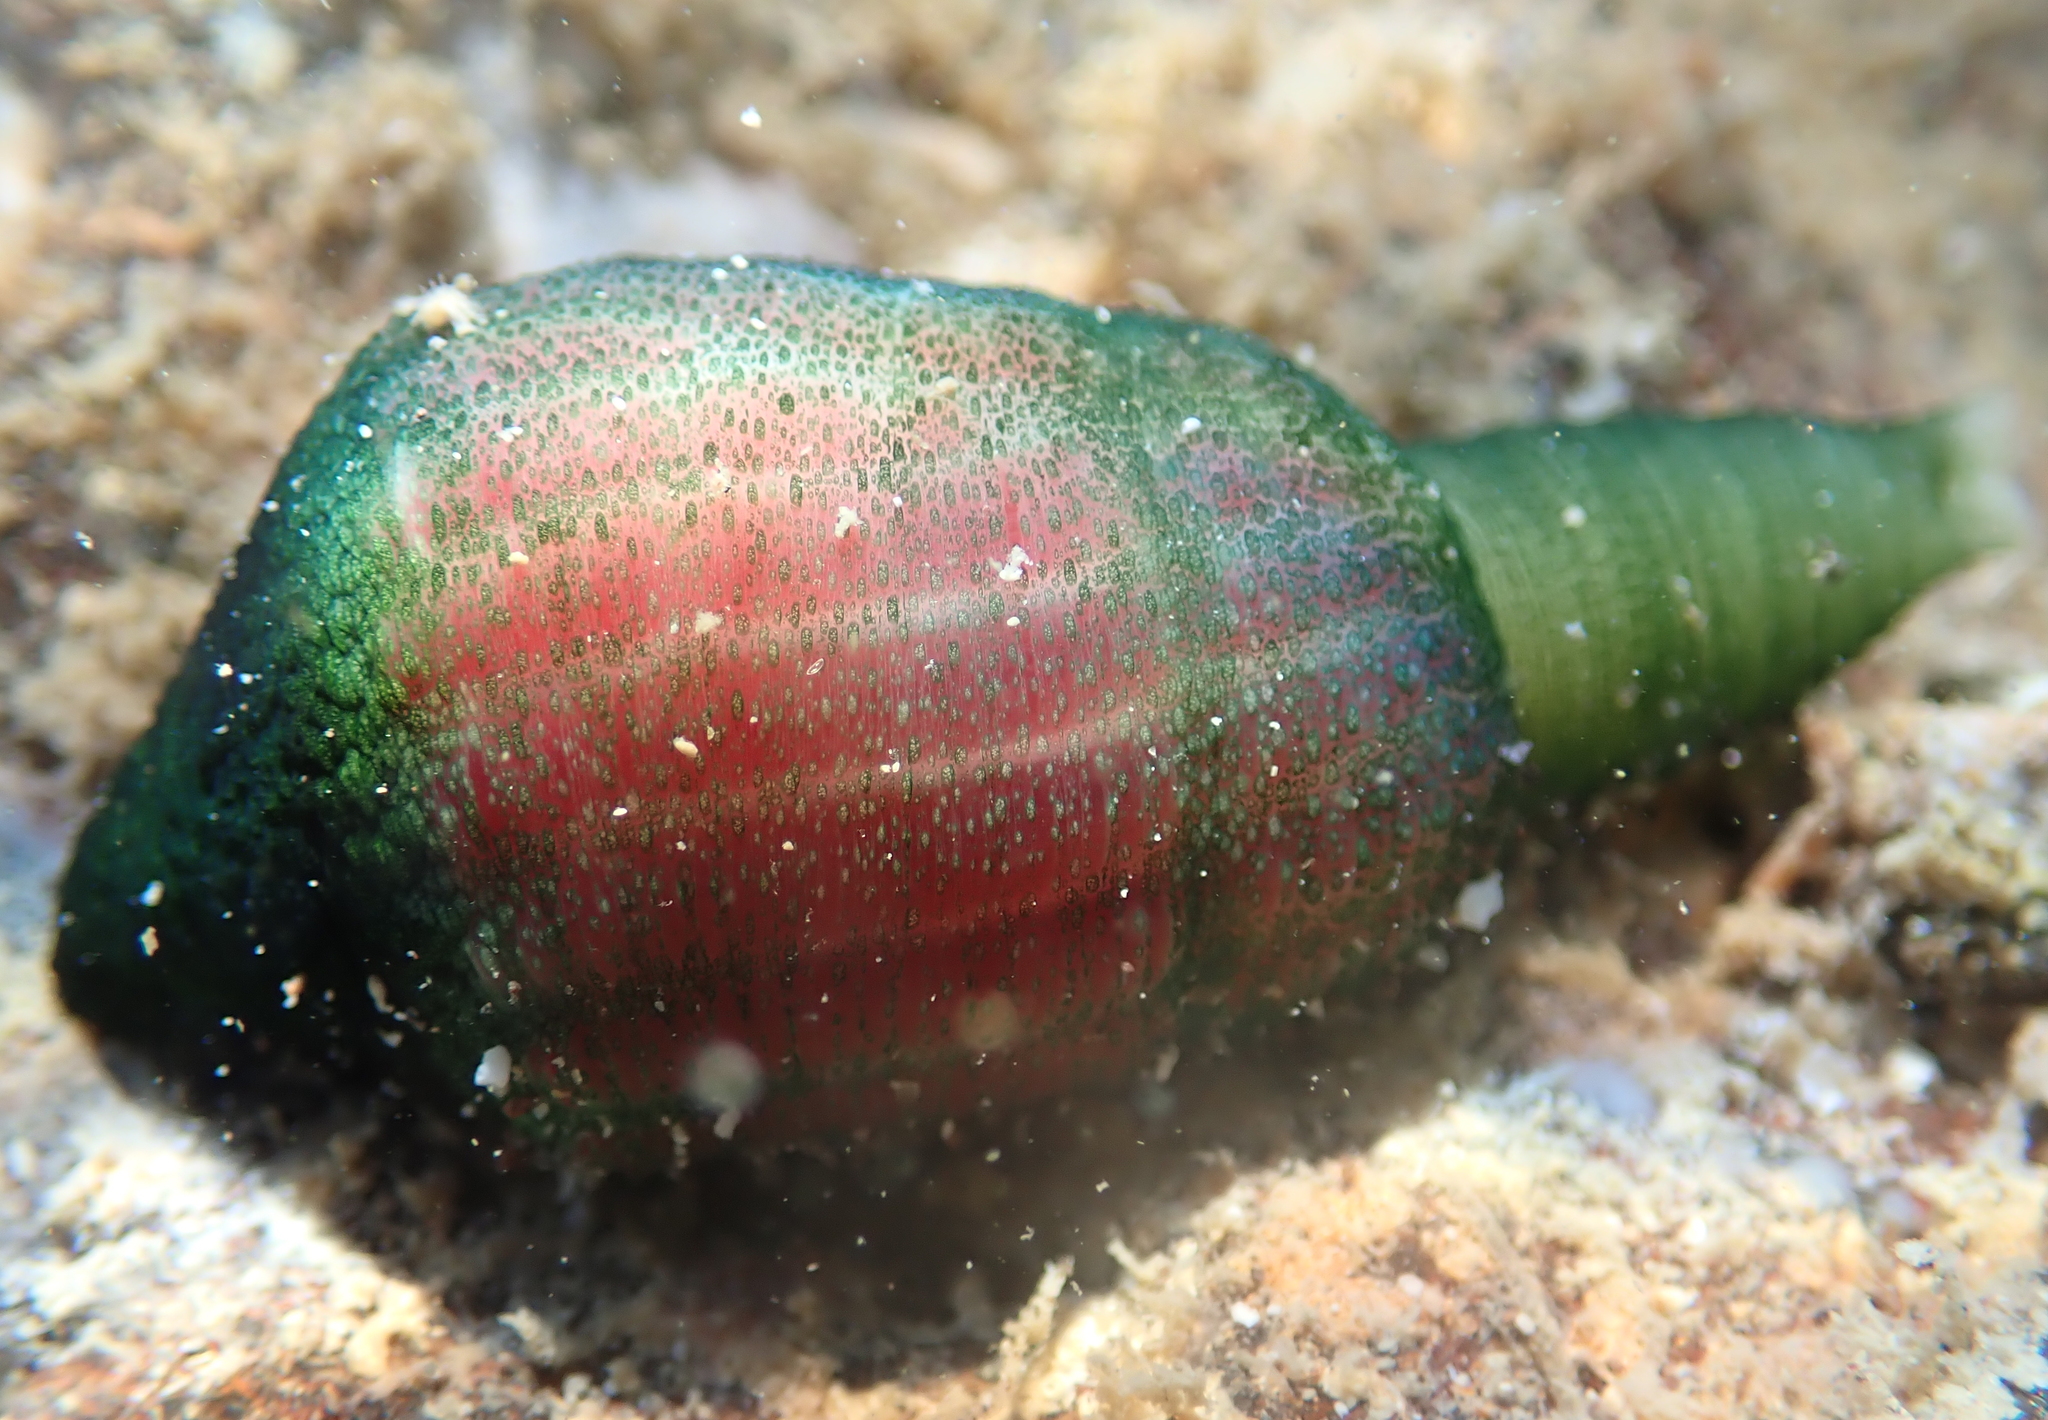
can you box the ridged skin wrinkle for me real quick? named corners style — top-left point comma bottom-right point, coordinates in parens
top-left (56, 259), bottom-right (1515, 1156)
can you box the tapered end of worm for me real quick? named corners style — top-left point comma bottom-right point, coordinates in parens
top-left (1933, 392), bottom-right (2032, 554)
top-left (1414, 402), bottom-right (2029, 795)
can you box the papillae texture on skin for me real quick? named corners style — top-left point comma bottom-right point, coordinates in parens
top-left (56, 258), bottom-right (1514, 1156)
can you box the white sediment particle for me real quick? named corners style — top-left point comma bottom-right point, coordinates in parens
top-left (1181, 416), bottom-right (1203, 434)
top-left (688, 1040), bottom-right (765, 1131)
top-left (1230, 1301), bottom-right (1261, 1328)
top-left (1564, 620), bottom-right (1588, 640)
top-left (139, 879), bottom-right (164, 907)
top-left (1895, 1239), bottom-right (1939, 1270)
top-left (693, 609), bottom-right (724, 634)
top-left (357, 424), bottom-right (373, 440)
top-left (495, 424), bottom-right (522, 442)
top-left (475, 1045), bottom-right (512, 1097)
top-left (392, 274), bottom-right (485, 336)
top-left (212, 2), bottom-right (299, 98)
top-left (1452, 872), bottom-right (1504, 931)
top-left (611, 805), bottom-right (628, 818)
top-left (1882, 1042), bottom-right (1940, 1098)
top-left (834, 506), bottom-right (862, 538)
top-left (280, 974), bottom-right (305, 1010)
top-left (672, 736), bottom-right (700, 757)
top-left (1499, 740), bottom-right (1534, 765)
top-left (1561, 504), bottom-right (1587, 528)
top-left (738, 105), bottom-right (762, 128)
top-left (138, 925), bottom-right (159, 957)
top-left (1095, 305), bottom-right (1112, 324)
top-left (506, 549), bottom-right (529, 565)
top-left (214, 662), bottom-right (234, 678)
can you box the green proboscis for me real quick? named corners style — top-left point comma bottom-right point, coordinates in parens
top-left (1414, 401), bottom-right (2021, 793)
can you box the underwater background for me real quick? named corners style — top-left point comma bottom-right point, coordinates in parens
top-left (0, 1), bottom-right (2045, 1415)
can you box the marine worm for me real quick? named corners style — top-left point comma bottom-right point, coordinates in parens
top-left (52, 258), bottom-right (2022, 1161)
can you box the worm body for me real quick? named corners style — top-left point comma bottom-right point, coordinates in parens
top-left (52, 259), bottom-right (2016, 1159)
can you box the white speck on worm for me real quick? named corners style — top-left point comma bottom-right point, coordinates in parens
top-left (834, 506), bottom-right (862, 538)
top-left (1561, 504), bottom-right (1587, 528)
top-left (1564, 621), bottom-right (1588, 640)
top-left (475, 1045), bottom-right (512, 1096)
top-left (694, 610), bottom-right (724, 634)
top-left (393, 276), bottom-right (485, 336)
top-left (1452, 872), bottom-right (1504, 931)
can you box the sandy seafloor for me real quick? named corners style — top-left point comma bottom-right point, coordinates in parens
top-left (2, 1), bottom-right (2048, 1416)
